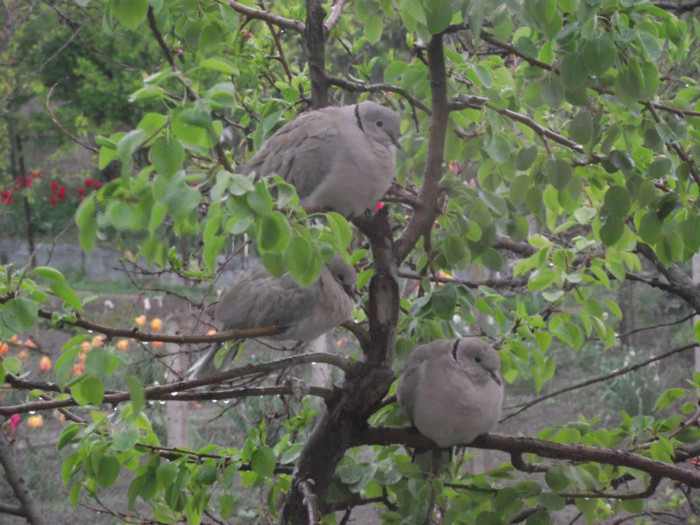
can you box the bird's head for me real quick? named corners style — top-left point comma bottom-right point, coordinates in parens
top-left (356, 101), bottom-right (402, 149)
top-left (327, 255), bottom-right (358, 300)
top-left (451, 338), bottom-right (502, 386)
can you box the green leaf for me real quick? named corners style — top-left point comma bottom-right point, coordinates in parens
top-left (1, 297), bottom-right (38, 334)
top-left (76, 195), bottom-right (97, 251)
top-left (424, 0), bottom-right (452, 34)
top-left (581, 35), bottom-right (616, 76)
top-left (568, 112), bottom-right (593, 145)
top-left (247, 181), bottom-right (273, 216)
top-left (636, 29), bottom-right (661, 60)
top-left (251, 445), bottom-right (276, 477)
top-left (49, 282), bottom-right (82, 312)
top-left (71, 375), bottom-right (105, 406)
top-left (545, 467), bottom-right (570, 492)
top-left (603, 186), bottom-right (631, 217)
top-left (96, 455), bottom-right (120, 488)
top-left (654, 388), bottom-right (685, 412)
top-left (283, 235), bottom-right (317, 286)
top-left (116, 129), bottom-right (146, 163)
top-left (430, 285), bottom-right (457, 320)
top-left (560, 53), bottom-right (588, 91)
top-left (364, 17), bottom-right (383, 43)
top-left (545, 159), bottom-right (572, 190)
top-left (473, 64), bottom-right (494, 88)
top-left (326, 212), bottom-right (352, 250)
top-left (485, 135), bottom-right (511, 163)
top-left (515, 145), bottom-right (538, 170)
top-left (126, 375), bottom-right (145, 418)
top-left (57, 423), bottom-right (81, 451)
top-left (599, 216), bottom-right (625, 247)
top-left (206, 82), bottom-right (237, 110)
top-left (150, 137), bottom-right (184, 179)
top-left (200, 57), bottom-right (237, 74)
top-left (257, 212), bottom-right (291, 253)
top-left (113, 429), bottom-right (139, 452)
top-left (110, 0), bottom-right (148, 29)
top-left (34, 266), bottom-right (67, 284)
top-left (157, 461), bottom-right (180, 488)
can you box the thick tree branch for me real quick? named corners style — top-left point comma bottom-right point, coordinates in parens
top-left (636, 244), bottom-right (700, 313)
top-left (653, 0), bottom-right (700, 13)
top-left (305, 0), bottom-right (328, 108)
top-left (0, 436), bottom-right (47, 525)
top-left (395, 34), bottom-right (448, 261)
top-left (357, 428), bottom-right (700, 488)
top-left (324, 0), bottom-right (347, 33)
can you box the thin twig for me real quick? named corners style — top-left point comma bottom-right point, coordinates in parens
top-left (0, 352), bottom-right (354, 416)
top-left (228, 1), bottom-right (305, 32)
top-left (45, 84), bottom-right (98, 153)
top-left (501, 343), bottom-right (697, 422)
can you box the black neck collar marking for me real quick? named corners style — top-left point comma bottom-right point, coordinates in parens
top-left (451, 339), bottom-right (460, 362)
top-left (354, 104), bottom-right (365, 133)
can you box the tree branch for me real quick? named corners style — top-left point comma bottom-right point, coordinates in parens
top-left (395, 34), bottom-right (448, 261)
top-left (636, 244), bottom-right (700, 314)
top-left (326, 75), bottom-right (431, 114)
top-left (0, 436), bottom-right (47, 525)
top-left (228, 1), bottom-right (305, 32)
top-left (324, 0), bottom-right (347, 33)
top-left (357, 428), bottom-right (700, 488)
top-left (0, 353), bottom-right (354, 416)
top-left (653, 0), bottom-right (700, 13)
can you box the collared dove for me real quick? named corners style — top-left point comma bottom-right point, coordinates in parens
top-left (397, 338), bottom-right (504, 448)
top-left (189, 256), bottom-right (357, 378)
top-left (239, 101), bottom-right (401, 218)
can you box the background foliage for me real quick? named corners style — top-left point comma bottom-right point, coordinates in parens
top-left (2, 0), bottom-right (700, 523)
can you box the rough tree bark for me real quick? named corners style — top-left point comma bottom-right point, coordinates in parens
top-left (0, 436), bottom-right (47, 525)
top-left (283, 31), bottom-right (449, 523)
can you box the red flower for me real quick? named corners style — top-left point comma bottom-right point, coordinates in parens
top-left (77, 187), bottom-right (85, 195)
top-left (30, 170), bottom-right (36, 177)
top-left (93, 181), bottom-right (102, 189)
top-left (84, 178), bottom-right (93, 187)
top-left (58, 186), bottom-right (66, 199)
top-left (24, 178), bottom-right (32, 188)
top-left (50, 198), bottom-right (57, 206)
top-left (13, 185), bottom-right (19, 191)
top-left (50, 181), bottom-right (59, 189)
top-left (6, 197), bottom-right (12, 204)
top-left (35, 170), bottom-right (43, 178)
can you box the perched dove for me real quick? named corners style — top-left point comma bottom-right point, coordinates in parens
top-left (239, 101), bottom-right (401, 218)
top-left (397, 338), bottom-right (504, 448)
top-left (189, 256), bottom-right (357, 378)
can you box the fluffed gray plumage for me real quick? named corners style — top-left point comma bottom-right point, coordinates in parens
top-left (397, 338), bottom-right (504, 448)
top-left (189, 256), bottom-right (357, 378)
top-left (239, 101), bottom-right (401, 218)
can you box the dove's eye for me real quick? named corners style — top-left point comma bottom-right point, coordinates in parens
top-left (474, 356), bottom-right (482, 363)
top-left (376, 121), bottom-right (384, 127)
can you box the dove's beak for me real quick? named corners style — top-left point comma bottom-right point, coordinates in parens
top-left (342, 283), bottom-right (356, 301)
top-left (489, 370), bottom-right (502, 387)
